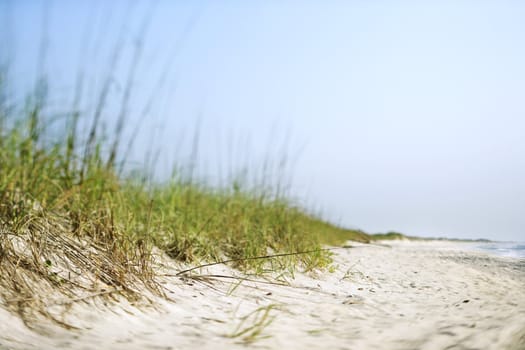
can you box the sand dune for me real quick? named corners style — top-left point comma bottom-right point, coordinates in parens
top-left (1, 241), bottom-right (524, 350)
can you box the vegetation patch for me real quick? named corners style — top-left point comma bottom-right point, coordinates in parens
top-left (0, 72), bottom-right (370, 327)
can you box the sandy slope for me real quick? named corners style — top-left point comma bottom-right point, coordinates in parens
top-left (1, 241), bottom-right (524, 350)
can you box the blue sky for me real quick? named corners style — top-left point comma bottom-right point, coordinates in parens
top-left (2, 0), bottom-right (525, 241)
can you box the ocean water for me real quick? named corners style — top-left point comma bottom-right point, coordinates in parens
top-left (472, 242), bottom-right (525, 259)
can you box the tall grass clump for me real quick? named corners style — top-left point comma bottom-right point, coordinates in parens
top-left (0, 75), bottom-right (161, 328)
top-left (0, 66), bottom-right (370, 327)
top-left (0, 10), bottom-right (370, 328)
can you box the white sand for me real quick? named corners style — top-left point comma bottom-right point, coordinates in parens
top-left (1, 241), bottom-right (524, 350)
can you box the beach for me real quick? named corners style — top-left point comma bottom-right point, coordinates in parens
top-left (1, 241), bottom-right (524, 350)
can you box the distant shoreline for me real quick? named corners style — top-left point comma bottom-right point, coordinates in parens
top-left (373, 235), bottom-right (525, 259)
top-left (370, 231), bottom-right (495, 243)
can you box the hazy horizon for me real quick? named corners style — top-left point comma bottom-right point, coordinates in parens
top-left (2, 0), bottom-right (524, 241)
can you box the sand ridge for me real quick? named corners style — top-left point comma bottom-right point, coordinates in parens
top-left (1, 241), bottom-right (524, 350)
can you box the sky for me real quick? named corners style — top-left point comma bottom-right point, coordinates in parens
top-left (1, 0), bottom-right (524, 241)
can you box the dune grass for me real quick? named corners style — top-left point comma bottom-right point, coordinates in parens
top-left (0, 71), bottom-right (371, 327)
top-left (370, 231), bottom-right (407, 241)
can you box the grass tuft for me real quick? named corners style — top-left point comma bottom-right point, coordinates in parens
top-left (228, 304), bottom-right (278, 343)
top-left (0, 61), bottom-right (371, 328)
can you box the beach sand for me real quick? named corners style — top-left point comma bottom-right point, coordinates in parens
top-left (1, 241), bottom-right (524, 350)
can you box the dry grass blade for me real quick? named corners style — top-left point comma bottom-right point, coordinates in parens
top-left (171, 274), bottom-right (290, 287)
top-left (175, 247), bottom-right (345, 276)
